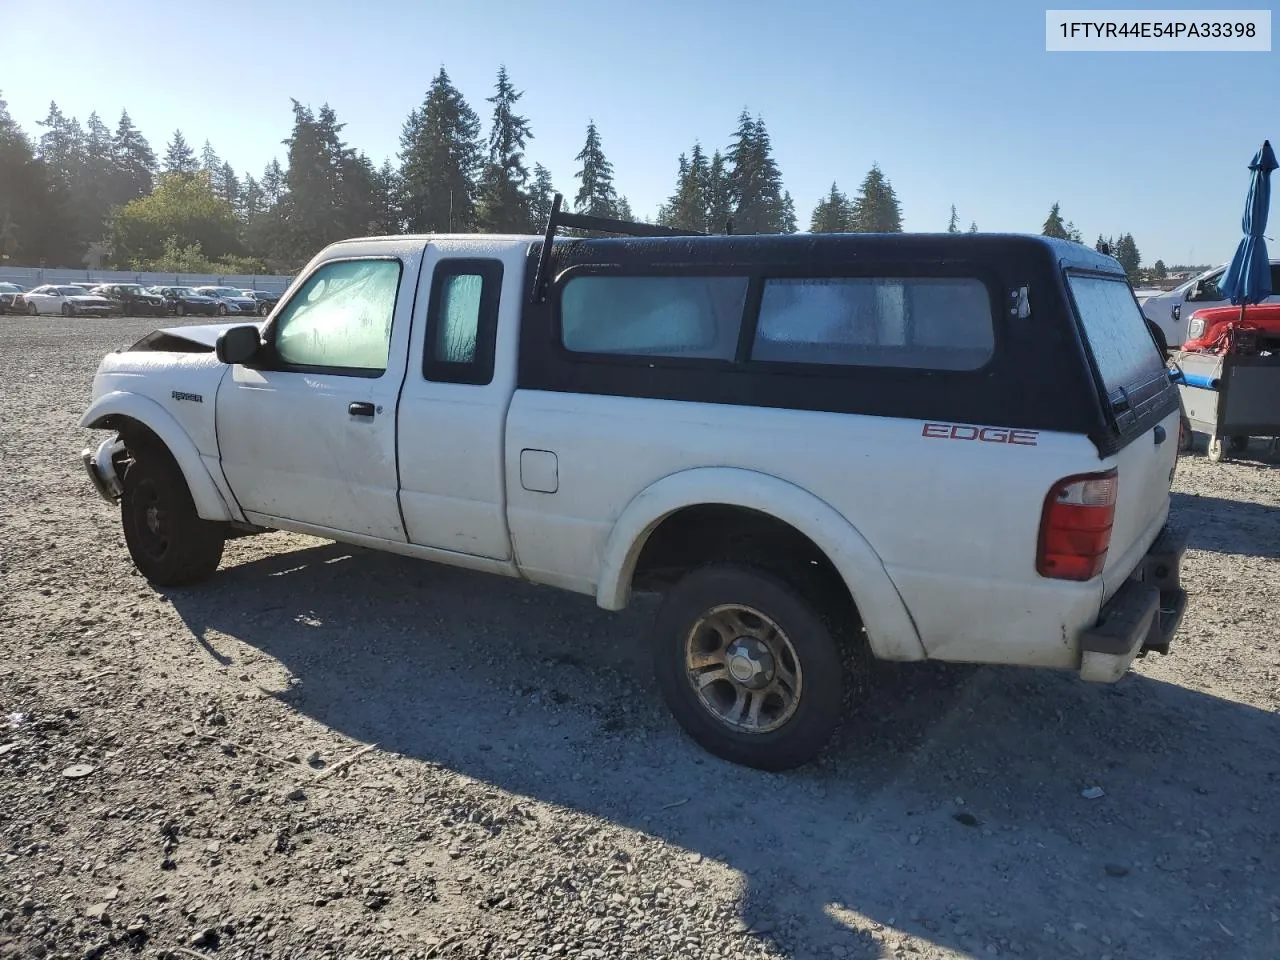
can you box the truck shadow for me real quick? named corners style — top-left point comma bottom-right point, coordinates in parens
top-left (166, 539), bottom-right (1280, 960)
top-left (1171, 491), bottom-right (1280, 560)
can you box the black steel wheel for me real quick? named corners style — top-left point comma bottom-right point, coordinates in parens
top-left (121, 448), bottom-right (226, 586)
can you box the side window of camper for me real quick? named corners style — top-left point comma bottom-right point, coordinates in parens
top-left (751, 276), bottom-right (994, 370)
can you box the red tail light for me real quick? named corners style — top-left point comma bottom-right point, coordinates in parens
top-left (1037, 469), bottom-right (1118, 581)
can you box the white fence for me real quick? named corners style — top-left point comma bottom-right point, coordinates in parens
top-left (0, 266), bottom-right (293, 295)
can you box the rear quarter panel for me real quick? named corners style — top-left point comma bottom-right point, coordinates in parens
top-left (505, 392), bottom-right (1113, 669)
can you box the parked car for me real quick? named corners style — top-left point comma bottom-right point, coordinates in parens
top-left (93, 283), bottom-right (169, 317)
top-left (24, 284), bottom-right (114, 317)
top-left (79, 218), bottom-right (1186, 771)
top-left (149, 286), bottom-right (222, 317)
top-left (240, 289), bottom-right (280, 316)
top-left (0, 282), bottom-right (27, 314)
top-left (1142, 260), bottom-right (1280, 351)
top-left (193, 286), bottom-right (259, 317)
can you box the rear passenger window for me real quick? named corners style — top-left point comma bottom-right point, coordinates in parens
top-left (752, 277), bottom-right (994, 371)
top-left (424, 259), bottom-right (503, 385)
top-left (560, 275), bottom-right (748, 360)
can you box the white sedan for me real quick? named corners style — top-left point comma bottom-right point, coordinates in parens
top-left (23, 285), bottom-right (115, 317)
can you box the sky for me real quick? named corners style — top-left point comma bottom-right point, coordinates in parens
top-left (1, 0), bottom-right (1275, 265)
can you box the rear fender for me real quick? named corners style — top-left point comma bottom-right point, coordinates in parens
top-left (79, 391), bottom-right (240, 522)
top-left (595, 467), bottom-right (927, 662)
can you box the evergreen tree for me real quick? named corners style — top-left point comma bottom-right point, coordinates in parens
top-left (1095, 234), bottom-right (1108, 253)
top-left (705, 150), bottom-right (733, 234)
top-left (79, 111), bottom-right (116, 240)
top-left (849, 163), bottom-right (902, 232)
top-left (968, 221), bottom-right (978, 233)
top-left (1114, 232), bottom-right (1141, 277)
top-left (947, 204), bottom-right (959, 233)
top-left (1064, 220), bottom-right (1083, 243)
top-left (219, 161), bottom-right (241, 211)
top-left (399, 67), bottom-right (483, 233)
top-left (1153, 259), bottom-right (1167, 279)
top-left (163, 130), bottom-right (197, 175)
top-left (0, 92), bottom-right (80, 265)
top-left (658, 143), bottom-right (712, 233)
top-left (260, 158), bottom-right (285, 206)
top-left (616, 196), bottom-right (635, 222)
top-left (810, 182), bottom-right (852, 233)
top-left (372, 159), bottom-right (403, 235)
top-left (726, 111), bottom-right (789, 233)
top-left (476, 66), bottom-right (534, 233)
top-left (528, 163), bottom-right (557, 229)
top-left (573, 120), bottom-right (618, 219)
top-left (110, 110), bottom-right (155, 203)
top-left (1041, 202), bottom-right (1068, 239)
top-left (201, 140), bottom-right (221, 176)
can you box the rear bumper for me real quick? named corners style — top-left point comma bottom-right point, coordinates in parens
top-left (1079, 524), bottom-right (1187, 682)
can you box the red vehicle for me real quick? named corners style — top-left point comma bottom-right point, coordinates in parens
top-left (1182, 303), bottom-right (1280, 353)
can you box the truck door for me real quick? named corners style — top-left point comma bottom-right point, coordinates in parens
top-left (396, 240), bottom-right (520, 560)
top-left (215, 251), bottom-right (417, 541)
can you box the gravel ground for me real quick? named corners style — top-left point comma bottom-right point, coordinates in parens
top-left (2, 314), bottom-right (1279, 960)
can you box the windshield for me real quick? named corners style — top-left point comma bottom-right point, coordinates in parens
top-left (57, 286), bottom-right (88, 296)
top-left (119, 285), bottom-right (143, 293)
top-left (173, 287), bottom-right (197, 296)
top-left (1067, 273), bottom-right (1165, 396)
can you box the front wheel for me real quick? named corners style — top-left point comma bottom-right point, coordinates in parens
top-left (121, 448), bottom-right (226, 586)
top-left (651, 564), bottom-right (854, 770)
top-left (217, 303), bottom-right (228, 316)
top-left (176, 303), bottom-right (186, 317)
top-left (28, 302), bottom-right (38, 316)
top-left (61, 303), bottom-right (71, 317)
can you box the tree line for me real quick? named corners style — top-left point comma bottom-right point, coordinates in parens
top-left (2, 70), bottom-right (1145, 276)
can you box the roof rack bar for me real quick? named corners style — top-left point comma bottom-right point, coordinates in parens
top-left (530, 193), bottom-right (705, 304)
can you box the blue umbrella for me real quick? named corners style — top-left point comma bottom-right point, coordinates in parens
top-left (1219, 139), bottom-right (1277, 316)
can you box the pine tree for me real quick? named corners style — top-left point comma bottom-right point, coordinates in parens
top-left (573, 120), bottom-right (618, 219)
top-left (658, 143), bottom-right (711, 233)
top-left (79, 111), bottom-right (115, 240)
top-left (726, 111), bottom-right (789, 233)
top-left (1064, 220), bottom-right (1083, 243)
top-left (476, 66), bottom-right (534, 233)
top-left (1153, 259), bottom-right (1167, 279)
top-left (810, 183), bottom-right (852, 233)
top-left (968, 221), bottom-right (978, 233)
top-left (528, 163), bottom-right (556, 228)
top-left (372, 159), bottom-right (403, 235)
top-left (616, 196), bottom-right (635, 222)
top-left (163, 130), bottom-right (197, 175)
top-left (400, 67), bottom-right (484, 233)
top-left (1114, 232), bottom-right (1141, 277)
top-left (947, 204), bottom-right (959, 233)
top-left (219, 161), bottom-right (241, 211)
top-left (849, 163), bottom-right (902, 232)
top-left (36, 102), bottom-right (85, 193)
top-left (1041, 202), bottom-right (1068, 239)
top-left (111, 110), bottom-right (155, 203)
top-left (0, 92), bottom-right (80, 265)
top-left (705, 150), bottom-right (732, 234)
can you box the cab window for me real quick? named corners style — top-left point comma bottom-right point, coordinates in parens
top-left (273, 259), bottom-right (403, 375)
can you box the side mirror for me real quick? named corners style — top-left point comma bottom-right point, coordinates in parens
top-left (215, 324), bottom-right (263, 365)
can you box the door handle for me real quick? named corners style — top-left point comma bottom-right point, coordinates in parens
top-left (348, 401), bottom-right (375, 418)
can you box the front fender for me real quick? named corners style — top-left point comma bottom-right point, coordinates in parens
top-left (594, 467), bottom-right (927, 662)
top-left (79, 391), bottom-right (240, 523)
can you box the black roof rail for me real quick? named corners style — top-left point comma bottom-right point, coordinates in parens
top-left (530, 193), bottom-right (705, 304)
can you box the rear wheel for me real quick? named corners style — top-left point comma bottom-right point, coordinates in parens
top-left (121, 447), bottom-right (225, 586)
top-left (651, 564), bottom-right (855, 770)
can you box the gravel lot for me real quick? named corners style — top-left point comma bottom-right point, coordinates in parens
top-left (2, 314), bottom-right (1279, 960)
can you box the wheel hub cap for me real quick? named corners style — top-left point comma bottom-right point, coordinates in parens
top-left (146, 506), bottom-right (161, 534)
top-left (726, 637), bottom-right (774, 688)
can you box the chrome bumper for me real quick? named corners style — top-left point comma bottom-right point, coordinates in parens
top-left (81, 436), bottom-right (126, 504)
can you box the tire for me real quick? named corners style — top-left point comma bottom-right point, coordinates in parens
top-left (1207, 435), bottom-right (1225, 463)
top-left (176, 303), bottom-right (186, 317)
top-left (61, 303), bottom-right (71, 317)
top-left (28, 302), bottom-right (38, 316)
top-left (217, 303), bottom-right (228, 317)
top-left (1147, 320), bottom-right (1169, 357)
top-left (258, 303), bottom-right (268, 317)
top-left (651, 563), bottom-right (855, 771)
top-left (121, 448), bottom-right (225, 586)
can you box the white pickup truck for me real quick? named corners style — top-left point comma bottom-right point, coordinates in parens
top-left (80, 203), bottom-right (1187, 769)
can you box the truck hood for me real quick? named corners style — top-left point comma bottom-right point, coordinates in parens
top-left (129, 320), bottom-right (267, 352)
